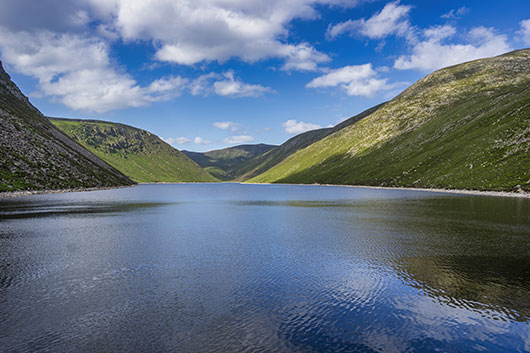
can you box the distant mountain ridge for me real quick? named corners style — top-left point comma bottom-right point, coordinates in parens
top-left (234, 103), bottom-right (385, 181)
top-left (183, 144), bottom-right (276, 181)
top-left (50, 118), bottom-right (217, 183)
top-left (183, 104), bottom-right (385, 182)
top-left (0, 61), bottom-right (134, 192)
top-left (249, 49), bottom-right (530, 192)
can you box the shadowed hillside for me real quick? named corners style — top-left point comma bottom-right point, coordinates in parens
top-left (183, 144), bottom-right (276, 181)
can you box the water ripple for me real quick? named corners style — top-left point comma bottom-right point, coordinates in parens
top-left (0, 184), bottom-right (529, 352)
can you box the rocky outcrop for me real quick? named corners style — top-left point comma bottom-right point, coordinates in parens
top-left (0, 61), bottom-right (135, 191)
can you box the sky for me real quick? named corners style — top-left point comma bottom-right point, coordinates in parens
top-left (0, 0), bottom-right (529, 152)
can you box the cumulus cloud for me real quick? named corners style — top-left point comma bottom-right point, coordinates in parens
top-left (0, 28), bottom-right (273, 112)
top-left (0, 29), bottom-right (188, 112)
top-left (223, 135), bottom-right (255, 144)
top-left (87, 0), bottom-right (355, 70)
top-left (213, 71), bottom-right (273, 97)
top-left (194, 137), bottom-right (211, 145)
top-left (188, 72), bottom-right (273, 98)
top-left (278, 43), bottom-right (331, 71)
top-left (189, 73), bottom-right (219, 96)
top-left (282, 120), bottom-right (322, 134)
top-left (212, 121), bottom-right (240, 131)
top-left (0, 0), bottom-right (91, 32)
top-left (441, 6), bottom-right (469, 20)
top-left (422, 24), bottom-right (456, 42)
top-left (394, 25), bottom-right (511, 71)
top-left (327, 1), bottom-right (412, 40)
top-left (0, 0), bottom-right (363, 112)
top-left (164, 137), bottom-right (192, 145)
top-left (518, 19), bottom-right (530, 45)
top-left (306, 64), bottom-right (395, 97)
top-left (165, 137), bottom-right (211, 145)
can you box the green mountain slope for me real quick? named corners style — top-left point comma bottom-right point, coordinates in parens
top-left (183, 144), bottom-right (276, 180)
top-left (250, 49), bottom-right (530, 192)
top-left (0, 62), bottom-right (134, 192)
top-left (50, 118), bottom-right (217, 183)
top-left (236, 103), bottom-right (385, 181)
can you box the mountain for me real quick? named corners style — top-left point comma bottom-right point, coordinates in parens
top-left (50, 118), bottom-right (217, 183)
top-left (0, 62), bottom-right (134, 192)
top-left (182, 104), bottom-right (384, 182)
top-left (183, 144), bottom-right (276, 181)
top-left (249, 49), bottom-right (530, 192)
top-left (235, 103), bottom-right (385, 181)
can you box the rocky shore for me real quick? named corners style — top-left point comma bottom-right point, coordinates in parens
top-left (0, 185), bottom-right (135, 199)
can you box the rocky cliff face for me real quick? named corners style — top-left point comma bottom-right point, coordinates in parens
top-left (0, 62), bottom-right (135, 191)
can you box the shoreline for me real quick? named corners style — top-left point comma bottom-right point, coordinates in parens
top-left (137, 181), bottom-right (530, 198)
top-left (0, 185), bottom-right (136, 199)
top-left (243, 182), bottom-right (530, 198)
top-left (0, 182), bottom-right (528, 199)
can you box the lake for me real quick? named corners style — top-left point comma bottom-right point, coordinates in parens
top-left (1, 183), bottom-right (529, 352)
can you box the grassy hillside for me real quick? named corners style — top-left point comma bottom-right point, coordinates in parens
top-left (0, 62), bottom-right (134, 192)
top-left (50, 118), bottom-right (217, 183)
top-left (183, 144), bottom-right (276, 180)
top-left (250, 49), bottom-right (530, 192)
top-left (236, 103), bottom-right (385, 181)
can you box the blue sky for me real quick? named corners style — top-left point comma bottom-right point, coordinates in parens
top-left (1, 0), bottom-right (529, 151)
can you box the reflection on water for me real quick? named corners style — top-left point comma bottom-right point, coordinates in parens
top-left (396, 255), bottom-right (530, 322)
top-left (0, 200), bottom-right (172, 219)
top-left (0, 184), bottom-right (529, 352)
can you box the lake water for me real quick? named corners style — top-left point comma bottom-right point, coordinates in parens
top-left (1, 184), bottom-right (529, 352)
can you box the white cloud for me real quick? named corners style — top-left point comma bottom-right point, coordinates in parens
top-left (423, 24), bottom-right (456, 42)
top-left (306, 64), bottom-right (395, 97)
top-left (164, 137), bottom-right (192, 145)
top-left (0, 28), bottom-right (273, 111)
top-left (517, 19), bottom-right (530, 45)
top-left (212, 121), bottom-right (240, 131)
top-left (213, 71), bottom-right (273, 97)
top-left (0, 0), bottom-right (364, 113)
top-left (223, 135), bottom-right (255, 144)
top-left (164, 136), bottom-right (211, 145)
top-left (189, 73), bottom-right (219, 96)
top-left (327, 1), bottom-right (412, 40)
top-left (0, 29), bottom-right (107, 82)
top-left (307, 64), bottom-right (373, 87)
top-left (282, 120), bottom-right (322, 134)
top-left (394, 25), bottom-right (511, 71)
top-left (441, 6), bottom-right (468, 19)
top-left (188, 72), bottom-right (273, 98)
top-left (0, 28), bottom-right (187, 112)
top-left (278, 43), bottom-right (331, 71)
top-left (194, 137), bottom-right (211, 145)
top-left (88, 0), bottom-right (356, 71)
top-left (0, 0), bottom-right (92, 32)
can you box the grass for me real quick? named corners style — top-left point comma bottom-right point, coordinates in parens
top-left (249, 49), bottom-right (530, 192)
top-left (50, 118), bottom-right (217, 183)
top-left (183, 144), bottom-right (276, 181)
